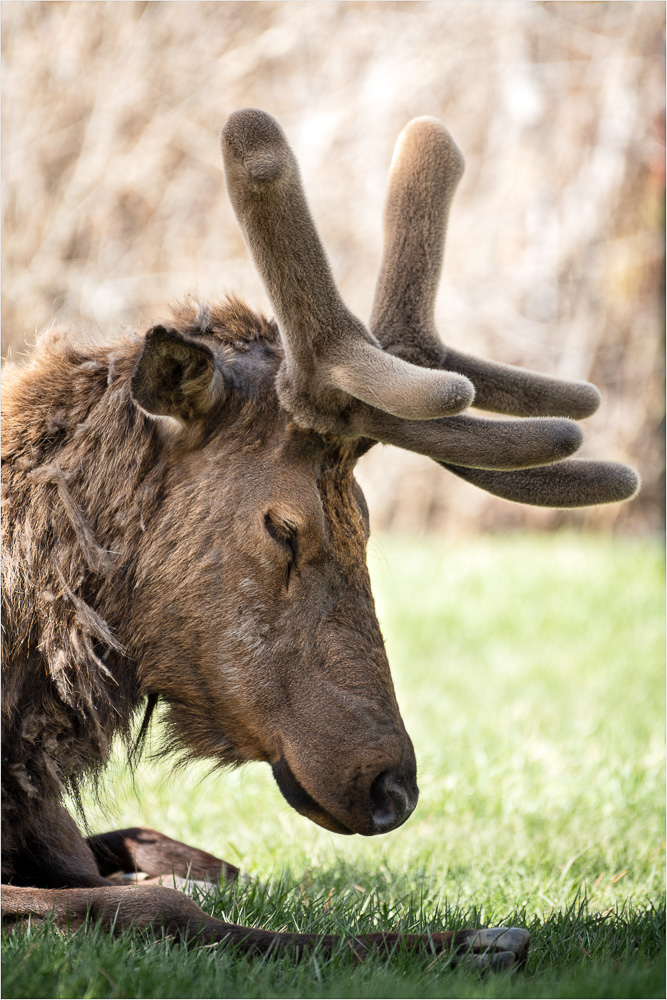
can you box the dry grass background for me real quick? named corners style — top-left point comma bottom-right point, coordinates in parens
top-left (2, 1), bottom-right (664, 535)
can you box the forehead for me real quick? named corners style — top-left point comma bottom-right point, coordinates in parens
top-left (229, 426), bottom-right (361, 516)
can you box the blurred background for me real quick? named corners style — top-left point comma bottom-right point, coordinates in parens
top-left (2, 0), bottom-right (664, 536)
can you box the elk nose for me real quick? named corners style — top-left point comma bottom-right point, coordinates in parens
top-left (369, 770), bottom-right (418, 834)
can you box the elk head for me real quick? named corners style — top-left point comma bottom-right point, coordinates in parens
top-left (125, 110), bottom-right (638, 838)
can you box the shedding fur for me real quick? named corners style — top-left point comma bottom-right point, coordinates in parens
top-left (1, 298), bottom-right (280, 860)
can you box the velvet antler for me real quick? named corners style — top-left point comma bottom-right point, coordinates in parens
top-left (221, 109), bottom-right (474, 434)
top-left (220, 109), bottom-right (585, 473)
top-left (369, 116), bottom-right (639, 506)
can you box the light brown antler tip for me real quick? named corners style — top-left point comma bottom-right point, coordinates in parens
top-left (333, 346), bottom-right (475, 420)
top-left (574, 381), bottom-right (602, 419)
top-left (613, 462), bottom-right (641, 502)
top-left (221, 108), bottom-right (290, 184)
top-left (391, 116), bottom-right (465, 187)
top-left (370, 115), bottom-right (465, 354)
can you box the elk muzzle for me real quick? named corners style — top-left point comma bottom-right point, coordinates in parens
top-left (271, 751), bottom-right (418, 836)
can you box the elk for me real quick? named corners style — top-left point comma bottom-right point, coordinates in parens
top-left (1, 110), bottom-right (638, 967)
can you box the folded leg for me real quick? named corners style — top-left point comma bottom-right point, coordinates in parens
top-left (86, 827), bottom-right (239, 884)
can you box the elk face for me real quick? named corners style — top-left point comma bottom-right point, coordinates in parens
top-left (128, 324), bottom-right (417, 837)
top-left (220, 435), bottom-right (419, 837)
top-left (230, 447), bottom-right (420, 837)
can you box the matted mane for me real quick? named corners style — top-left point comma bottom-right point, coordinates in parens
top-left (1, 296), bottom-right (280, 824)
top-left (170, 295), bottom-right (278, 347)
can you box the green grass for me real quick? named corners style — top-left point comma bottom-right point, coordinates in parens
top-left (3, 533), bottom-right (664, 999)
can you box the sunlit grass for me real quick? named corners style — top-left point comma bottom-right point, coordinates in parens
top-left (4, 533), bottom-right (664, 998)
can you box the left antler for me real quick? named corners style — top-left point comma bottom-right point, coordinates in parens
top-left (369, 116), bottom-right (639, 507)
top-left (221, 109), bottom-right (475, 434)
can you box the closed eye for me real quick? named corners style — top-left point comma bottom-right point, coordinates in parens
top-left (264, 512), bottom-right (298, 588)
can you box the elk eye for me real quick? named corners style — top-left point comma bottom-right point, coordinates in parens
top-left (264, 513), bottom-right (297, 589)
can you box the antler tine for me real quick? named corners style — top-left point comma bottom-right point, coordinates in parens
top-left (354, 411), bottom-right (583, 471)
top-left (370, 117), bottom-right (464, 370)
top-left (369, 117), bottom-right (601, 420)
top-left (445, 459), bottom-right (640, 508)
top-left (220, 109), bottom-right (475, 436)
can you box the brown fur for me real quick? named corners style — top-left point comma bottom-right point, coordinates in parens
top-left (2, 295), bottom-right (418, 892)
top-left (2, 300), bottom-right (274, 807)
top-left (1, 294), bottom-right (460, 955)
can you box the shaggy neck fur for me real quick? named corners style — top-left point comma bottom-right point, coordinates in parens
top-left (1, 298), bottom-right (280, 849)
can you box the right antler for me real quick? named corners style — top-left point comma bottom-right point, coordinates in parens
top-left (369, 117), bottom-right (639, 507)
top-left (221, 109), bottom-right (591, 475)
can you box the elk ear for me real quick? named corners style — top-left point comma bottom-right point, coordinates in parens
top-left (131, 326), bottom-right (226, 423)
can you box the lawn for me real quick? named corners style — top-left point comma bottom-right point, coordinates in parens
top-left (3, 532), bottom-right (664, 999)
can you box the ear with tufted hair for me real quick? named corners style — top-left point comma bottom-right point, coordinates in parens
top-left (131, 326), bottom-right (227, 424)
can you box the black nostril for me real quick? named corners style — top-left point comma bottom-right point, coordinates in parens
top-left (369, 770), bottom-right (418, 834)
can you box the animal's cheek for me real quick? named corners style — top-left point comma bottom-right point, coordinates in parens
top-left (209, 670), bottom-right (290, 765)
